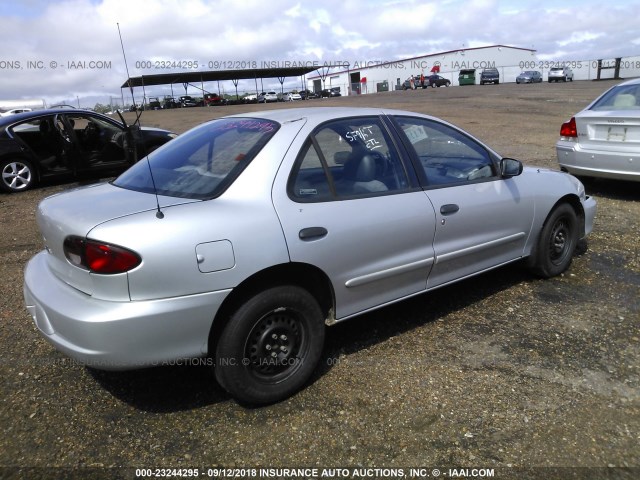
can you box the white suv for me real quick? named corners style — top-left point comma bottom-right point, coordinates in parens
top-left (549, 66), bottom-right (574, 82)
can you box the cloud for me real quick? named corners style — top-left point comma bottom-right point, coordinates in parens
top-left (0, 0), bottom-right (637, 105)
top-left (557, 31), bottom-right (605, 47)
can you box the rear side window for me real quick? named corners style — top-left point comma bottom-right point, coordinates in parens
top-left (114, 118), bottom-right (279, 199)
top-left (590, 84), bottom-right (640, 111)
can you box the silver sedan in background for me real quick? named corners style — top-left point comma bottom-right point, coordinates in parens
top-left (24, 107), bottom-right (596, 405)
top-left (557, 77), bottom-right (640, 182)
top-left (516, 70), bottom-right (543, 83)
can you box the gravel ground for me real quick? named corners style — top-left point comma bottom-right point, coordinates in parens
top-left (1, 80), bottom-right (638, 480)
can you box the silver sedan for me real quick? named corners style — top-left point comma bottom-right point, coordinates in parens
top-left (557, 77), bottom-right (640, 182)
top-left (516, 70), bottom-right (542, 83)
top-left (24, 107), bottom-right (596, 404)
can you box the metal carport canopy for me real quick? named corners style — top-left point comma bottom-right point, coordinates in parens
top-left (120, 66), bottom-right (318, 88)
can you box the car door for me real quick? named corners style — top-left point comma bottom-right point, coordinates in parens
top-left (60, 113), bottom-right (130, 171)
top-left (390, 115), bottom-right (534, 288)
top-left (272, 116), bottom-right (437, 320)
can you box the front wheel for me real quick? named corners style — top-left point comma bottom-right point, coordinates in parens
top-left (215, 286), bottom-right (325, 405)
top-left (0, 158), bottom-right (35, 193)
top-left (529, 204), bottom-right (578, 278)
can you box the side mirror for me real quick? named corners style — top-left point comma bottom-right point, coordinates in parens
top-left (500, 158), bottom-right (523, 178)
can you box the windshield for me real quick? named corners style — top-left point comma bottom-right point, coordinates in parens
top-left (113, 117), bottom-right (279, 199)
top-left (590, 84), bottom-right (640, 111)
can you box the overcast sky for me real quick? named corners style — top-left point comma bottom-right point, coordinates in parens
top-left (1, 0), bottom-right (639, 106)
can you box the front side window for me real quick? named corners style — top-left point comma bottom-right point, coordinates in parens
top-left (114, 118), bottom-right (279, 199)
top-left (289, 117), bottom-right (410, 201)
top-left (394, 116), bottom-right (495, 186)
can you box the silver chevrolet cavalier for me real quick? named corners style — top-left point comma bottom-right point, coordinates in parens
top-left (24, 107), bottom-right (596, 405)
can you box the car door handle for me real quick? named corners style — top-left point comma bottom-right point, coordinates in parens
top-left (299, 227), bottom-right (328, 241)
top-left (440, 204), bottom-right (459, 215)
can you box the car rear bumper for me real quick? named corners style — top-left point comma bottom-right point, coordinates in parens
top-left (24, 251), bottom-right (231, 370)
top-left (557, 141), bottom-right (640, 181)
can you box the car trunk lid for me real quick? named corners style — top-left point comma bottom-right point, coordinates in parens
top-left (36, 182), bottom-right (196, 298)
top-left (576, 111), bottom-right (640, 152)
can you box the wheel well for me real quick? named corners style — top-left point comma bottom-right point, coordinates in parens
top-left (525, 194), bottom-right (585, 268)
top-left (207, 262), bottom-right (334, 356)
top-left (554, 194), bottom-right (586, 237)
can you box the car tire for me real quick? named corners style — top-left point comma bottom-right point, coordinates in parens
top-left (530, 203), bottom-right (578, 278)
top-left (445, 82), bottom-right (450, 87)
top-left (215, 285), bottom-right (325, 405)
top-left (0, 158), bottom-right (35, 193)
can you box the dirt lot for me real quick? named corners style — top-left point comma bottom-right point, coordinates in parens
top-left (1, 80), bottom-right (638, 480)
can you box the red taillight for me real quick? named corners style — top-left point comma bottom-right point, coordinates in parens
top-left (560, 117), bottom-right (577, 138)
top-left (63, 236), bottom-right (141, 274)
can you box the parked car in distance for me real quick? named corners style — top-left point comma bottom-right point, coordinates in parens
top-left (146, 97), bottom-right (162, 110)
top-left (1, 108), bottom-right (33, 117)
top-left (282, 92), bottom-right (302, 101)
top-left (299, 90), bottom-right (319, 100)
top-left (179, 96), bottom-right (199, 107)
top-left (403, 75), bottom-right (429, 89)
top-left (427, 75), bottom-right (451, 87)
top-left (0, 109), bottom-right (177, 192)
top-left (204, 93), bottom-right (227, 106)
top-left (480, 68), bottom-right (500, 85)
top-left (243, 93), bottom-right (258, 103)
top-left (557, 77), bottom-right (640, 182)
top-left (162, 96), bottom-right (179, 109)
top-left (321, 87), bottom-right (341, 97)
top-left (516, 71), bottom-right (542, 83)
top-left (548, 66), bottom-right (574, 82)
top-left (258, 92), bottom-right (278, 103)
top-left (24, 107), bottom-right (595, 405)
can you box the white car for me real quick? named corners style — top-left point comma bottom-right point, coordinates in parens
top-left (548, 66), bottom-right (574, 82)
top-left (0, 108), bottom-right (32, 117)
top-left (557, 77), bottom-right (640, 182)
top-left (24, 107), bottom-right (596, 405)
top-left (282, 92), bottom-right (302, 101)
top-left (258, 91), bottom-right (278, 103)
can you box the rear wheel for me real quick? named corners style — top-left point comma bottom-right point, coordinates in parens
top-left (530, 204), bottom-right (578, 278)
top-left (0, 158), bottom-right (35, 193)
top-left (215, 286), bottom-right (325, 405)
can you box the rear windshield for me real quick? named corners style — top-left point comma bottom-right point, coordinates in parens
top-left (590, 84), bottom-right (640, 111)
top-left (113, 117), bottom-right (279, 199)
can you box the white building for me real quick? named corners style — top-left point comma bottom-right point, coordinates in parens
top-left (308, 44), bottom-right (539, 94)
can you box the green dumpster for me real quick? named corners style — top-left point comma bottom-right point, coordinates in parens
top-left (458, 69), bottom-right (476, 86)
top-left (376, 81), bottom-right (389, 92)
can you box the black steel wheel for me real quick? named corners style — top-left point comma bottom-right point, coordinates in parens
top-left (530, 203), bottom-right (578, 278)
top-left (215, 286), bottom-right (325, 405)
top-left (0, 158), bottom-right (35, 193)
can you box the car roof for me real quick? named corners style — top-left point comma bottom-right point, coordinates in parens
top-left (0, 108), bottom-right (120, 128)
top-left (224, 106), bottom-right (431, 124)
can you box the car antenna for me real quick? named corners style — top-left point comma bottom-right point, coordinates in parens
top-left (117, 22), bottom-right (141, 129)
top-left (117, 23), bottom-right (163, 219)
